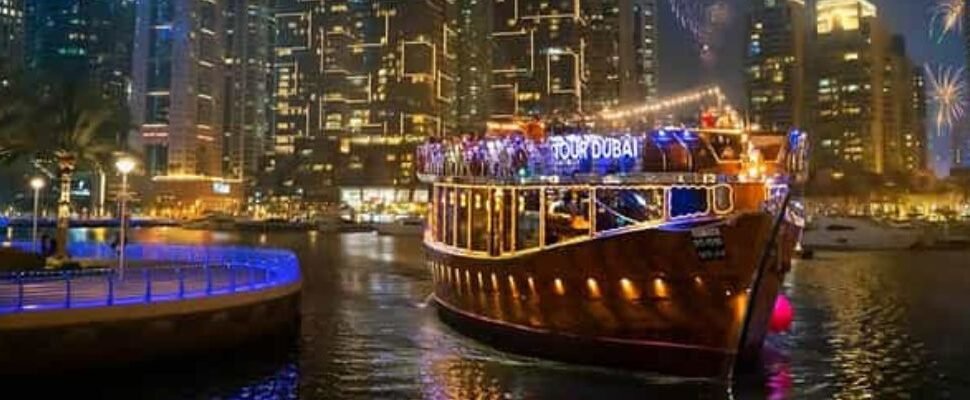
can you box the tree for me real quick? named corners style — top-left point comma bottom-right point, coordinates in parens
top-left (0, 73), bottom-right (128, 261)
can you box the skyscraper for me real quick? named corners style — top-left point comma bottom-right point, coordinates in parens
top-left (812, 0), bottom-right (924, 181)
top-left (881, 36), bottom-right (924, 174)
top-left (0, 0), bottom-right (23, 76)
top-left (24, 0), bottom-right (133, 99)
top-left (264, 0), bottom-right (322, 199)
top-left (223, 0), bottom-right (273, 184)
top-left (455, 0), bottom-right (492, 134)
top-left (131, 0), bottom-right (225, 178)
top-left (314, 0), bottom-right (456, 204)
top-left (906, 68), bottom-right (928, 172)
top-left (813, 0), bottom-right (888, 176)
top-left (490, 0), bottom-right (658, 121)
top-left (745, 0), bottom-right (808, 132)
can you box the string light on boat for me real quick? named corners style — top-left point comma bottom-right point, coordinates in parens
top-left (600, 86), bottom-right (728, 121)
top-left (620, 278), bottom-right (641, 301)
top-left (508, 275), bottom-right (519, 297)
top-left (653, 278), bottom-right (669, 299)
top-left (554, 279), bottom-right (566, 296)
top-left (586, 278), bottom-right (602, 299)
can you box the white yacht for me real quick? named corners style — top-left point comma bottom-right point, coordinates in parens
top-left (801, 216), bottom-right (926, 251)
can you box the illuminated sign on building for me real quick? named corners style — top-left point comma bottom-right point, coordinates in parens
top-left (213, 182), bottom-right (231, 195)
top-left (549, 135), bottom-right (641, 162)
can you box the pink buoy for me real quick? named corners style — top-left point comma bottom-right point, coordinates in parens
top-left (769, 294), bottom-right (793, 333)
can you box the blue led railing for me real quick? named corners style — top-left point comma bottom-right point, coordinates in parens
top-left (0, 243), bottom-right (300, 315)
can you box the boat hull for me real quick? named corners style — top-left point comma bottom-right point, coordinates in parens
top-left (428, 212), bottom-right (799, 377)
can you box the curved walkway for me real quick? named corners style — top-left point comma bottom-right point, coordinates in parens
top-left (0, 243), bottom-right (300, 315)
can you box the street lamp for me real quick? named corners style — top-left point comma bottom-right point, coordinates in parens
top-left (29, 177), bottom-right (44, 253)
top-left (115, 157), bottom-right (136, 275)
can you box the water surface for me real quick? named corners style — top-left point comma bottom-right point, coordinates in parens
top-left (7, 227), bottom-right (970, 399)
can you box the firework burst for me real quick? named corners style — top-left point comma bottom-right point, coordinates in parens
top-left (929, 0), bottom-right (965, 41)
top-left (666, 0), bottom-right (730, 62)
top-left (924, 64), bottom-right (968, 134)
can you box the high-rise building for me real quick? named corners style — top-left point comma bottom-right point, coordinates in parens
top-left (264, 0), bottom-right (322, 199)
top-left (745, 0), bottom-right (808, 132)
top-left (131, 0), bottom-right (225, 178)
top-left (490, 0), bottom-right (658, 121)
top-left (906, 68), bottom-right (928, 172)
top-left (310, 0), bottom-right (456, 204)
top-left (130, 0), bottom-right (241, 217)
top-left (813, 0), bottom-right (925, 180)
top-left (881, 36), bottom-right (925, 174)
top-left (223, 0), bottom-right (273, 184)
top-left (455, 0), bottom-right (492, 134)
top-left (0, 0), bottom-right (23, 76)
top-left (24, 0), bottom-right (134, 99)
top-left (813, 0), bottom-right (889, 176)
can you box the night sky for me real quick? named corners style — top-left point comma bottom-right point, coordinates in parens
top-left (658, 0), bottom-right (965, 174)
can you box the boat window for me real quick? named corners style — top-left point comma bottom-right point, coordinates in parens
top-left (670, 187), bottom-right (710, 219)
top-left (470, 189), bottom-right (490, 252)
top-left (594, 188), bottom-right (665, 233)
top-left (494, 189), bottom-right (515, 254)
top-left (708, 133), bottom-right (743, 162)
top-left (428, 186), bottom-right (441, 242)
top-left (457, 189), bottom-right (470, 249)
top-left (443, 187), bottom-right (455, 246)
top-left (544, 188), bottom-right (591, 246)
top-left (515, 189), bottom-right (541, 251)
top-left (825, 224), bottom-right (856, 231)
top-left (713, 185), bottom-right (733, 214)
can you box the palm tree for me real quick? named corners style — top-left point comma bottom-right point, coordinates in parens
top-left (0, 73), bottom-right (128, 261)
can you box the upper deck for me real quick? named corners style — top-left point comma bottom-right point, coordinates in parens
top-left (416, 128), bottom-right (809, 186)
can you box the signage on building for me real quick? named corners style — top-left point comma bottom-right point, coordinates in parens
top-left (212, 182), bottom-right (231, 195)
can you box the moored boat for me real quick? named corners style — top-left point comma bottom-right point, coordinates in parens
top-left (375, 216), bottom-right (425, 236)
top-left (801, 216), bottom-right (927, 251)
top-left (417, 125), bottom-right (808, 377)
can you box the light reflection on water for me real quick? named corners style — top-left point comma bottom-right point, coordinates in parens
top-left (9, 227), bottom-right (970, 399)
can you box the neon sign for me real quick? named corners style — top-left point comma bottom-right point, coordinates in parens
top-left (549, 135), bottom-right (640, 162)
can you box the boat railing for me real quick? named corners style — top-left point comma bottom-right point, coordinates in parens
top-left (425, 181), bottom-right (758, 260)
top-left (415, 129), bottom-right (809, 182)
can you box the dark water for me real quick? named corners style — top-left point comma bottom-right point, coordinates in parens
top-left (6, 227), bottom-right (970, 399)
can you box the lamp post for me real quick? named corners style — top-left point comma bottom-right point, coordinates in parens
top-left (115, 157), bottom-right (136, 275)
top-left (29, 177), bottom-right (45, 253)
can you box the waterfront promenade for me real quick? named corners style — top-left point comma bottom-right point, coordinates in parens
top-left (0, 242), bottom-right (302, 374)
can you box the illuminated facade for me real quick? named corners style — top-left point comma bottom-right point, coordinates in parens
top-left (131, 0), bottom-right (225, 178)
top-left (455, 0), bottom-right (492, 133)
top-left (310, 0), bottom-right (455, 201)
top-left (24, 0), bottom-right (133, 98)
top-left (882, 37), bottom-right (926, 174)
top-left (265, 0), bottom-right (321, 197)
top-left (813, 0), bottom-right (888, 175)
top-left (223, 0), bottom-right (273, 184)
top-left (490, 0), bottom-right (658, 120)
top-left (745, 0), bottom-right (808, 132)
top-left (0, 0), bottom-right (22, 76)
top-left (905, 65), bottom-right (928, 172)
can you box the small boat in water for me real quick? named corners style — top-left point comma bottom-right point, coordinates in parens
top-left (375, 216), bottom-right (425, 236)
top-left (182, 214), bottom-right (238, 230)
top-left (801, 216), bottom-right (926, 251)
